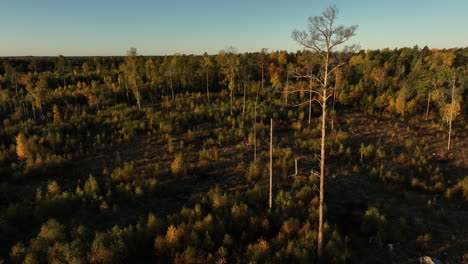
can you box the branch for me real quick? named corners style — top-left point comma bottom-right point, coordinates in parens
top-left (287, 89), bottom-right (323, 99)
top-left (311, 76), bottom-right (325, 88)
top-left (309, 89), bottom-right (323, 97)
top-left (291, 98), bottom-right (323, 108)
top-left (329, 61), bottom-right (347, 75)
top-left (294, 71), bottom-right (325, 88)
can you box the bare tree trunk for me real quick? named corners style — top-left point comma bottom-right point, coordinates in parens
top-left (254, 86), bottom-right (259, 162)
top-left (23, 103), bottom-right (27, 118)
top-left (261, 64), bottom-right (264, 95)
top-left (285, 74), bottom-right (289, 105)
top-left (269, 118), bottom-right (273, 209)
top-left (32, 104), bottom-right (36, 120)
top-left (132, 75), bottom-right (141, 110)
top-left (243, 76), bottom-right (246, 120)
top-left (125, 83), bottom-right (130, 101)
top-left (332, 82), bottom-right (336, 111)
top-left (291, 11), bottom-right (355, 259)
top-left (308, 69), bottom-right (313, 126)
top-left (136, 92), bottom-right (141, 110)
top-left (448, 74), bottom-right (455, 150)
top-left (230, 88), bottom-right (233, 116)
top-left (295, 158), bottom-right (298, 176)
top-left (169, 69), bottom-right (174, 100)
top-left (425, 92), bottom-right (431, 120)
top-left (40, 105), bottom-right (44, 120)
top-left (317, 54), bottom-right (329, 261)
top-left (254, 110), bottom-right (257, 162)
top-left (317, 92), bottom-right (326, 259)
top-left (206, 71), bottom-right (210, 102)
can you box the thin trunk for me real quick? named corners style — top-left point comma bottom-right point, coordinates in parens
top-left (269, 118), bottom-right (273, 209)
top-left (294, 158), bottom-right (298, 176)
top-left (230, 89), bottom-right (233, 116)
top-left (254, 86), bottom-right (259, 162)
top-left (261, 64), bottom-right (264, 95)
top-left (425, 92), bottom-right (431, 121)
top-left (230, 77), bottom-right (234, 116)
top-left (253, 110), bottom-right (257, 162)
top-left (23, 103), bottom-right (27, 118)
top-left (206, 70), bottom-right (210, 102)
top-left (133, 74), bottom-right (141, 110)
top-left (317, 51), bottom-right (329, 261)
top-left (332, 83), bottom-right (337, 111)
top-left (243, 75), bottom-right (246, 120)
top-left (32, 104), bottom-right (36, 120)
top-left (169, 69), bottom-right (174, 100)
top-left (308, 73), bottom-right (312, 126)
top-left (125, 83), bottom-right (130, 101)
top-left (317, 88), bottom-right (326, 260)
top-left (285, 74), bottom-right (289, 105)
top-left (448, 74), bottom-right (455, 150)
top-left (136, 91), bottom-right (141, 110)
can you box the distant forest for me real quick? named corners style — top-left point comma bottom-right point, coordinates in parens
top-left (1, 47), bottom-right (466, 122)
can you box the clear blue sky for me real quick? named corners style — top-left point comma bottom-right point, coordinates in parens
top-left (1, 0), bottom-right (467, 56)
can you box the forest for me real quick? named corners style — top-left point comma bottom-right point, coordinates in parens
top-left (0, 9), bottom-right (468, 263)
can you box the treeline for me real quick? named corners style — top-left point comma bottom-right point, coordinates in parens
top-left (1, 46), bottom-right (466, 118)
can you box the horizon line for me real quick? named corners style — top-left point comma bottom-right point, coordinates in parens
top-left (1, 46), bottom-right (466, 58)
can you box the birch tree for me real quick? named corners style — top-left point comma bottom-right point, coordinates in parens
top-left (200, 53), bottom-right (214, 102)
top-left (217, 47), bottom-right (240, 116)
top-left (258, 48), bottom-right (268, 95)
top-left (442, 72), bottom-right (462, 150)
top-left (124, 47), bottom-right (142, 109)
top-left (292, 5), bottom-right (357, 260)
top-left (269, 118), bottom-right (273, 209)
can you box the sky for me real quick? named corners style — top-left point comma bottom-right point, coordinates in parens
top-left (0, 0), bottom-right (467, 56)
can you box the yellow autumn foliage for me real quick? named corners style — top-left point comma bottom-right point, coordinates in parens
top-left (441, 100), bottom-right (461, 123)
top-left (16, 133), bottom-right (31, 160)
top-left (53, 104), bottom-right (62, 122)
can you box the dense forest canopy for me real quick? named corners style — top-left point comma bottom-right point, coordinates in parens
top-left (0, 45), bottom-right (467, 263)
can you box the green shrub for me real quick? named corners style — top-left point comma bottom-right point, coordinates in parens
top-left (247, 160), bottom-right (263, 182)
top-left (38, 219), bottom-right (65, 242)
top-left (111, 162), bottom-right (137, 182)
top-left (89, 231), bottom-right (128, 264)
top-left (446, 177), bottom-right (468, 200)
top-left (361, 206), bottom-right (386, 237)
top-left (84, 174), bottom-right (99, 195)
top-left (171, 153), bottom-right (187, 177)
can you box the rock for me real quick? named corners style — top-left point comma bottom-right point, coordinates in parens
top-left (418, 256), bottom-right (443, 264)
top-left (386, 243), bottom-right (394, 251)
